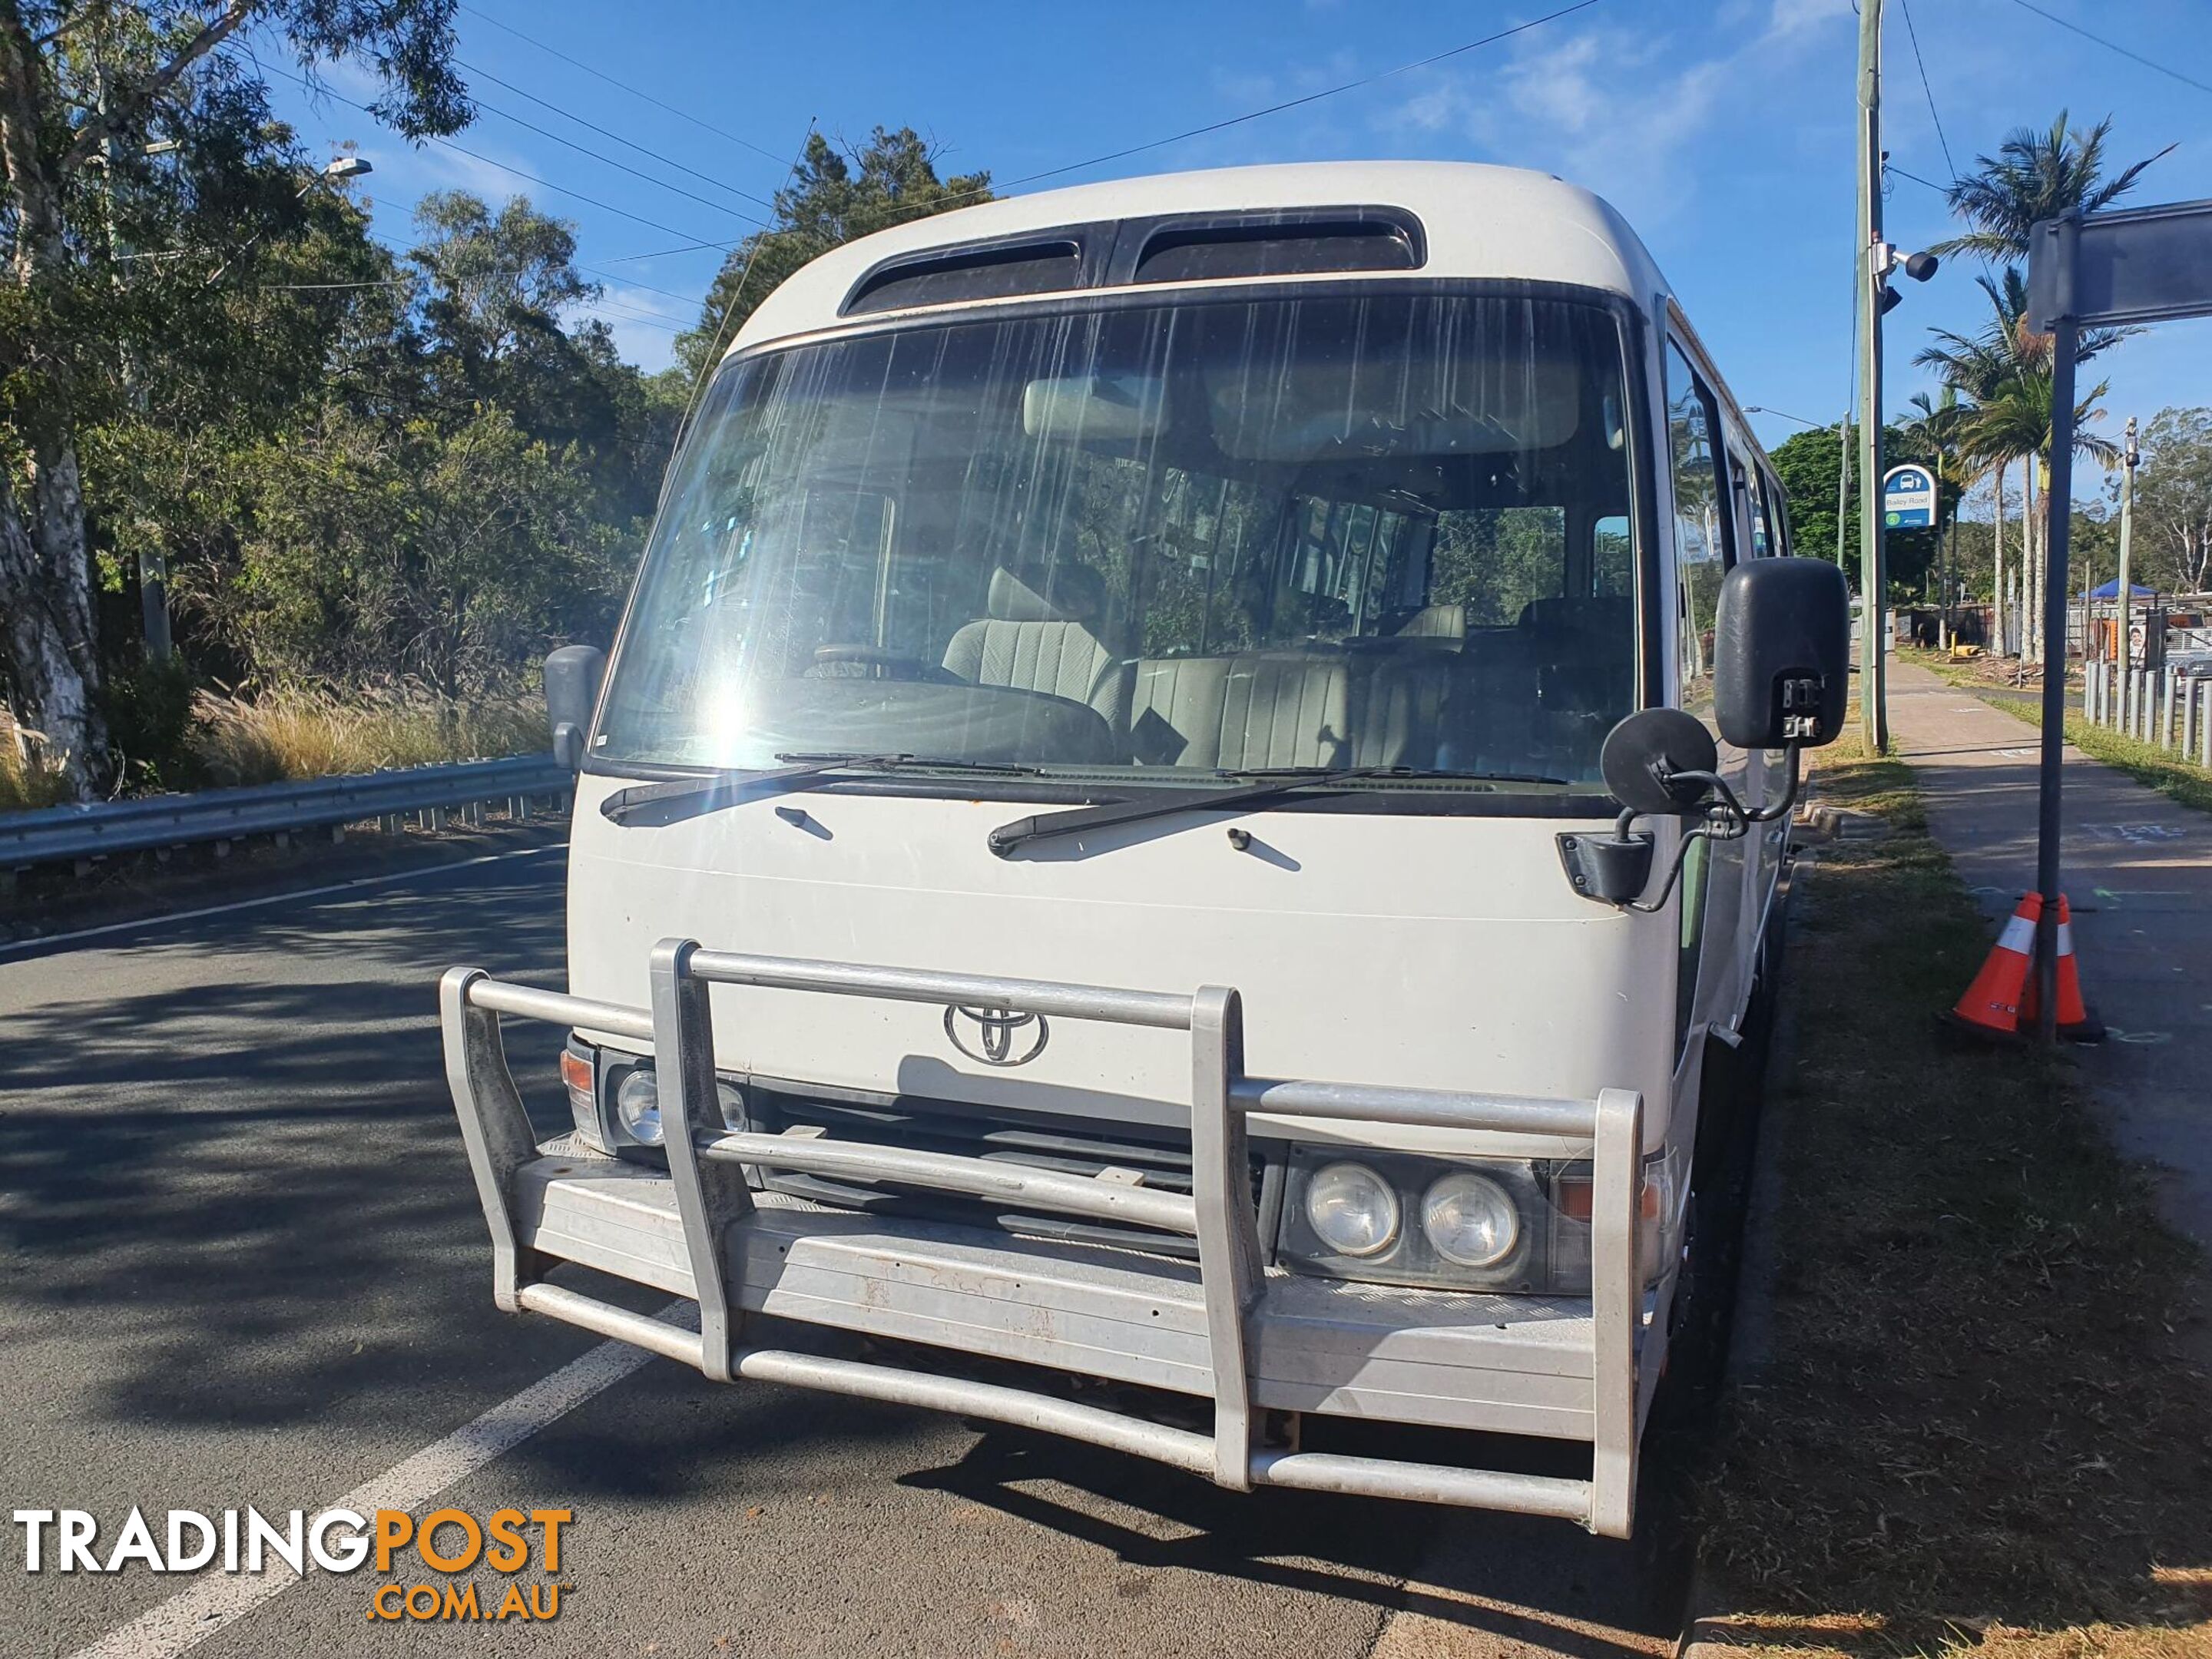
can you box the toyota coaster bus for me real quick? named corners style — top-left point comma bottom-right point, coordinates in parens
top-left (441, 161), bottom-right (1848, 1538)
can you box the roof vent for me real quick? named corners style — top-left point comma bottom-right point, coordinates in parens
top-left (843, 239), bottom-right (1084, 316)
top-left (1131, 212), bottom-right (1424, 285)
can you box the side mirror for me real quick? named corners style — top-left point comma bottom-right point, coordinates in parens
top-left (1713, 559), bottom-right (1849, 750)
top-left (545, 644), bottom-right (606, 772)
top-left (1601, 707), bottom-right (1719, 818)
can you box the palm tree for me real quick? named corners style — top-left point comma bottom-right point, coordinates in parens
top-left (1934, 112), bottom-right (2169, 262)
top-left (1916, 264), bottom-right (2131, 661)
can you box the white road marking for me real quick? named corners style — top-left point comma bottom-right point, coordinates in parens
top-left (0, 843), bottom-right (564, 960)
top-left (67, 1300), bottom-right (694, 1659)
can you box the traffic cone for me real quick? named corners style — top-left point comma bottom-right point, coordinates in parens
top-left (2022, 894), bottom-right (2107, 1043)
top-left (1945, 892), bottom-right (2039, 1039)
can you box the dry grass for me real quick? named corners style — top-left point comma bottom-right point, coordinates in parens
top-left (183, 684), bottom-right (546, 787)
top-left (1694, 737), bottom-right (2212, 1658)
top-left (0, 745), bottom-right (74, 813)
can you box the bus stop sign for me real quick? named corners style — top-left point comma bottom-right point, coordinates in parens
top-left (1882, 464), bottom-right (1936, 530)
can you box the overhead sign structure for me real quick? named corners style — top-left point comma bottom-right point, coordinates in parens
top-left (1882, 464), bottom-right (1936, 529)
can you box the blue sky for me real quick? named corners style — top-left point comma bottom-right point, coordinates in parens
top-left (258, 0), bottom-right (2212, 472)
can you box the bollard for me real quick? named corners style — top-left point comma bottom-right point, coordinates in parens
top-left (2187, 678), bottom-right (2200, 760)
top-left (2161, 668), bottom-right (2177, 750)
top-left (429, 805), bottom-right (449, 832)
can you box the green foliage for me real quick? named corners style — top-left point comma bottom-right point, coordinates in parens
top-left (2130, 406), bottom-right (2212, 593)
top-left (1767, 422), bottom-right (1955, 598)
top-left (675, 127), bottom-right (992, 381)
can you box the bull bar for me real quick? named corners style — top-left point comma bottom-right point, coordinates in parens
top-left (439, 942), bottom-right (1652, 1535)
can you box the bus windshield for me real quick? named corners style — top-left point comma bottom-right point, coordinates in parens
top-left (593, 290), bottom-right (1641, 791)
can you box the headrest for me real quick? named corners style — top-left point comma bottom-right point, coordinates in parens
top-left (987, 564), bottom-right (1105, 623)
top-left (1394, 603), bottom-right (1466, 641)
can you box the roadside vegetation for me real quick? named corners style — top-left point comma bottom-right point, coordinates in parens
top-left (1, 8), bottom-right (986, 808)
top-left (1694, 737), bottom-right (2212, 1657)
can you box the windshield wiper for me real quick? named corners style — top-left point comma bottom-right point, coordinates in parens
top-left (988, 765), bottom-right (1573, 857)
top-left (603, 753), bottom-right (1038, 827)
top-left (990, 766), bottom-right (1408, 858)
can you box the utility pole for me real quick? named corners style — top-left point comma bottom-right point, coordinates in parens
top-left (1856, 0), bottom-right (1888, 750)
top-left (1834, 415), bottom-right (1853, 566)
top-left (2117, 415), bottom-right (2137, 722)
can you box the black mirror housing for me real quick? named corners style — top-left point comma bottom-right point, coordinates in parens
top-left (545, 644), bottom-right (606, 772)
top-left (1600, 707), bottom-right (1719, 818)
top-left (1713, 560), bottom-right (1849, 750)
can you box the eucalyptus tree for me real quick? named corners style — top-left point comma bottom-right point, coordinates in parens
top-left (0, 0), bottom-right (468, 798)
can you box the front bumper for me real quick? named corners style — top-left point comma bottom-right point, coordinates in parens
top-left (440, 945), bottom-right (1661, 1535)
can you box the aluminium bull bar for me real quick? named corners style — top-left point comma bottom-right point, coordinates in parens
top-left (440, 942), bottom-right (1649, 1535)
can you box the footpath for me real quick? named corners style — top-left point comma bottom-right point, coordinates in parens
top-left (1886, 657), bottom-right (2212, 1251)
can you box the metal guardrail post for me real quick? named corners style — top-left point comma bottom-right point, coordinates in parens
top-left (1190, 985), bottom-right (1259, 1490)
top-left (651, 938), bottom-right (753, 1383)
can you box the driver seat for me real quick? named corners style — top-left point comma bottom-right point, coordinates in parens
top-left (942, 566), bottom-right (1130, 727)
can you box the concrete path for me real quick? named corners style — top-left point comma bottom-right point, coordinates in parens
top-left (1886, 658), bottom-right (2212, 1250)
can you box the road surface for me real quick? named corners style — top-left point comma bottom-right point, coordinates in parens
top-left (0, 839), bottom-right (1687, 1658)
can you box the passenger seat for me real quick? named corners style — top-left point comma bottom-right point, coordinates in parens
top-left (941, 567), bottom-right (1131, 727)
top-left (1129, 651), bottom-right (1351, 770)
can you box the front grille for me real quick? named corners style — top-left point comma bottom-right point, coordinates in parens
top-left (737, 1081), bottom-right (1276, 1260)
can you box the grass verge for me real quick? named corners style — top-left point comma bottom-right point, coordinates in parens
top-left (183, 685), bottom-right (545, 787)
top-left (1694, 737), bottom-right (2212, 1657)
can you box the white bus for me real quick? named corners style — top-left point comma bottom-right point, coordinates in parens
top-left (442, 162), bottom-right (1847, 1538)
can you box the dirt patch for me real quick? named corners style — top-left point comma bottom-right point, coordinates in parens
top-left (1691, 740), bottom-right (2212, 1657)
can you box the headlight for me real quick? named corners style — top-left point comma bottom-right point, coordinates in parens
top-left (615, 1068), bottom-right (663, 1146)
top-left (1302, 1162), bottom-right (1399, 1257)
top-left (1422, 1172), bottom-right (1520, 1268)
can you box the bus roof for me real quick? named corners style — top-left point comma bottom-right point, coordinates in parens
top-left (729, 161), bottom-right (1672, 356)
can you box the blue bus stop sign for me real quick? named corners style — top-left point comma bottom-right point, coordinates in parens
top-left (1882, 464), bottom-right (1936, 529)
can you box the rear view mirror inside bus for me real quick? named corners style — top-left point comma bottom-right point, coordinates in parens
top-left (1712, 559), bottom-right (1850, 750)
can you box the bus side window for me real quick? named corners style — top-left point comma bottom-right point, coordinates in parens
top-left (1664, 342), bottom-right (1730, 709)
top-left (1760, 465), bottom-right (1792, 556)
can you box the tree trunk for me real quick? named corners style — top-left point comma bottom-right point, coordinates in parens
top-left (0, 10), bottom-right (113, 799)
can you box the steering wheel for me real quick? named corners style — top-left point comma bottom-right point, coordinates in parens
top-left (802, 644), bottom-right (959, 682)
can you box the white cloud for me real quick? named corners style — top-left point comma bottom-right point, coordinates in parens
top-left (1382, 5), bottom-right (1847, 222)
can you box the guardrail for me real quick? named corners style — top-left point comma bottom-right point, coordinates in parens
top-left (2082, 661), bottom-right (2212, 765)
top-left (0, 753), bottom-right (572, 874)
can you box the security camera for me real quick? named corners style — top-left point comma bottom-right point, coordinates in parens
top-left (1902, 250), bottom-right (1939, 282)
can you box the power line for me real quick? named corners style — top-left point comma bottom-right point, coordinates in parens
top-left (985, 0), bottom-right (1604, 200)
top-left (594, 240), bottom-right (727, 265)
top-left (1896, 0), bottom-right (1955, 180)
top-left (453, 79), bottom-right (770, 227)
top-left (452, 55), bottom-right (776, 213)
top-left (366, 214), bottom-right (706, 312)
top-left (249, 57), bottom-right (740, 249)
top-left (455, 2), bottom-right (791, 166)
top-left (2004, 0), bottom-right (2212, 99)
top-left (1885, 160), bottom-right (1951, 195)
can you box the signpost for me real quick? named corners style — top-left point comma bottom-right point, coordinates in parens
top-left (1881, 464), bottom-right (1937, 530)
top-left (2025, 199), bottom-right (2212, 1041)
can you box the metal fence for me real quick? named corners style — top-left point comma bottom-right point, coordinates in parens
top-left (0, 753), bottom-right (571, 874)
top-left (2081, 661), bottom-right (2212, 765)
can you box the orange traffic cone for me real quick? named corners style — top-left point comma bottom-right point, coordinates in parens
top-left (1945, 892), bottom-right (2040, 1039)
top-left (2022, 894), bottom-right (2107, 1043)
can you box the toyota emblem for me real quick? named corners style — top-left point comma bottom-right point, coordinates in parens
top-left (943, 1004), bottom-right (1049, 1067)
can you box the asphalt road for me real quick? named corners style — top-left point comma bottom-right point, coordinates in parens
top-left (0, 839), bottom-right (1689, 1659)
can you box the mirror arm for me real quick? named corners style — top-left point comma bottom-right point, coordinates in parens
top-left (1742, 744), bottom-right (1805, 824)
top-left (1601, 745), bottom-right (1805, 914)
top-left (1623, 822), bottom-right (1717, 915)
